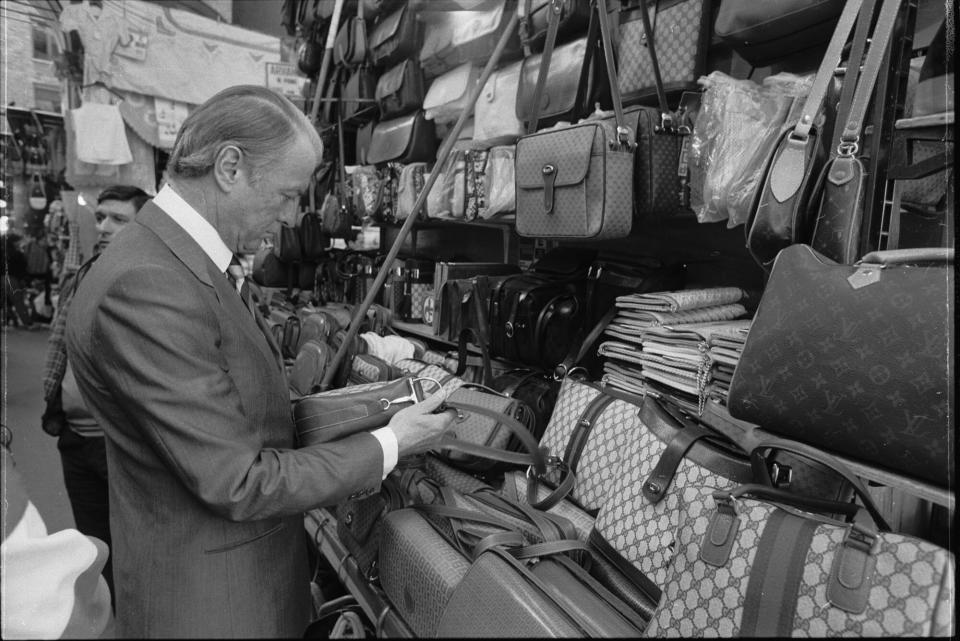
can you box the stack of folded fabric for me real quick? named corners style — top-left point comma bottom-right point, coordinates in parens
top-left (599, 288), bottom-right (751, 413)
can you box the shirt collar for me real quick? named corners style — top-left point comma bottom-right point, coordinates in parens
top-left (153, 184), bottom-right (233, 273)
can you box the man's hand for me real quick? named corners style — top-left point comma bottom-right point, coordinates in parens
top-left (387, 391), bottom-right (455, 457)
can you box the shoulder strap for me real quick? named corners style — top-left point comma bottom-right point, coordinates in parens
top-left (526, 0), bottom-right (564, 135)
top-left (596, 0), bottom-right (632, 148)
top-left (837, 0), bottom-right (904, 155)
top-left (791, 0), bottom-right (866, 141)
top-left (830, 0), bottom-right (880, 153)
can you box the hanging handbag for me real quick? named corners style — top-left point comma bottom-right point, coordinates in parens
top-left (366, 112), bottom-right (438, 165)
top-left (420, 0), bottom-right (522, 79)
top-left (333, 0), bottom-right (368, 68)
top-left (474, 60), bottom-right (525, 144)
top-left (480, 144), bottom-right (517, 218)
top-left (614, 0), bottom-right (711, 104)
top-left (645, 479), bottom-right (954, 637)
top-left (517, 0), bottom-right (592, 53)
top-left (727, 244), bottom-right (955, 488)
top-left (274, 224), bottom-right (303, 263)
top-left (810, 0), bottom-right (900, 264)
top-left (341, 65), bottom-right (379, 123)
top-left (28, 172), bottom-right (47, 210)
top-left (714, 0), bottom-right (848, 68)
top-left (422, 63), bottom-right (482, 126)
top-left (395, 162), bottom-right (428, 220)
top-left (298, 211), bottom-right (328, 261)
top-left (514, 0), bottom-right (634, 240)
top-left (514, 36), bottom-right (597, 128)
top-left (368, 3), bottom-right (420, 68)
top-left (375, 59), bottom-right (425, 119)
top-left (745, 0), bottom-right (863, 270)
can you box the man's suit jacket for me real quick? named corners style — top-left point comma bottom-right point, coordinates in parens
top-left (66, 202), bottom-right (384, 638)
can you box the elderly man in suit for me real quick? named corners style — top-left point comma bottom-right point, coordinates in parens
top-left (66, 85), bottom-right (453, 638)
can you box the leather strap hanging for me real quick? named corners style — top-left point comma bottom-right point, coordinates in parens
top-left (525, 0), bottom-right (565, 135)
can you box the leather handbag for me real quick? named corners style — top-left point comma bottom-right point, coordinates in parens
top-left (810, 0), bottom-right (900, 264)
top-left (422, 63), bottom-right (481, 126)
top-left (289, 338), bottom-right (333, 397)
top-left (348, 353), bottom-right (401, 385)
top-left (251, 247), bottom-right (292, 288)
top-left (517, 0), bottom-right (592, 52)
top-left (366, 112), bottom-right (437, 165)
top-left (333, 0), bottom-right (368, 68)
top-left (298, 211), bottom-right (327, 261)
top-left (745, 0), bottom-right (862, 270)
top-left (268, 308), bottom-right (301, 359)
top-left (474, 60), bottom-right (525, 144)
top-left (341, 65), bottom-right (379, 123)
top-left (645, 481), bottom-right (954, 637)
top-left (490, 368), bottom-right (559, 446)
top-left (274, 224), bottom-right (303, 263)
top-left (514, 36), bottom-right (596, 128)
top-left (714, 0), bottom-right (848, 68)
top-left (436, 385), bottom-right (537, 472)
top-left (292, 377), bottom-right (428, 446)
top-left (419, 0), bottom-right (522, 79)
top-left (515, 0), bottom-right (634, 240)
top-left (727, 244), bottom-right (955, 488)
top-left (614, 0), bottom-right (711, 104)
top-left (375, 60), bottom-right (425, 119)
top-left (368, 3), bottom-right (420, 68)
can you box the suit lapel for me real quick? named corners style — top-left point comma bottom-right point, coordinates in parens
top-left (140, 202), bottom-right (283, 372)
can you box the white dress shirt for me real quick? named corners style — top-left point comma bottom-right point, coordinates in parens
top-left (152, 185), bottom-right (398, 478)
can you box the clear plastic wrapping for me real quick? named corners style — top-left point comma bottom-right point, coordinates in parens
top-left (689, 71), bottom-right (814, 226)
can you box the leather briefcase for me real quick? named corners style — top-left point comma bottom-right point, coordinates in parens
top-left (368, 3), bottom-right (420, 68)
top-left (366, 111), bottom-right (437, 165)
top-left (728, 245), bottom-right (955, 488)
top-left (375, 59), bottom-right (425, 119)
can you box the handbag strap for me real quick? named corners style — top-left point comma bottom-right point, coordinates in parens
top-left (439, 399), bottom-right (549, 476)
top-left (790, 0), bottom-right (866, 141)
top-left (830, 0), bottom-right (879, 154)
top-left (596, 0), bottom-right (632, 148)
top-left (837, 0), bottom-right (903, 156)
top-left (635, 0), bottom-right (674, 129)
top-left (525, 0), bottom-right (565, 135)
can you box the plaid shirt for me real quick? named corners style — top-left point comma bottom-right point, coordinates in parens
top-left (42, 256), bottom-right (98, 401)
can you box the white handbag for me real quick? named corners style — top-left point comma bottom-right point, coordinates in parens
top-left (481, 145), bottom-right (516, 218)
top-left (474, 60), bottom-right (524, 144)
top-left (422, 63), bottom-right (481, 126)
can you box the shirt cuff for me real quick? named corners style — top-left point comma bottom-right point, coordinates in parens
top-left (370, 427), bottom-right (399, 479)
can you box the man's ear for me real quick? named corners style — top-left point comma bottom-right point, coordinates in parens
top-left (213, 144), bottom-right (244, 192)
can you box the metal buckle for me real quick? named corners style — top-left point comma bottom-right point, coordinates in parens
top-left (838, 141), bottom-right (859, 157)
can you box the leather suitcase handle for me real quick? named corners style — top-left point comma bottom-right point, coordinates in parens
top-left (859, 248), bottom-right (954, 265)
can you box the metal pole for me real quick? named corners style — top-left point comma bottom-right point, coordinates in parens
top-left (319, 10), bottom-right (522, 391)
top-left (309, 0), bottom-right (346, 125)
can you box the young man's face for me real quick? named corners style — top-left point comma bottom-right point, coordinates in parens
top-left (95, 198), bottom-right (138, 250)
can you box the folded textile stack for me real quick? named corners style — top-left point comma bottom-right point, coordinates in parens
top-left (599, 287), bottom-right (751, 413)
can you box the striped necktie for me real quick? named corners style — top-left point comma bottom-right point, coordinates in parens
top-left (225, 257), bottom-right (254, 316)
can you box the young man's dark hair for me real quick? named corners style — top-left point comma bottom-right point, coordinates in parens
top-left (96, 185), bottom-right (150, 211)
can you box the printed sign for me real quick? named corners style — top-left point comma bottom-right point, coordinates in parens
top-left (265, 62), bottom-right (307, 98)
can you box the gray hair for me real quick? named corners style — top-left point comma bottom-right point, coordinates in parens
top-left (168, 85), bottom-right (322, 180)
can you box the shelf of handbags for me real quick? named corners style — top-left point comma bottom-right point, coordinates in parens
top-left (279, 0), bottom-right (954, 636)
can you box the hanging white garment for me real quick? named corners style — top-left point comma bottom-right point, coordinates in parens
top-left (70, 103), bottom-right (134, 165)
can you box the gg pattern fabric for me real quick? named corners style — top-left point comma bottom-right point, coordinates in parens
top-left (538, 379), bottom-right (602, 482)
top-left (645, 488), bottom-right (956, 637)
top-left (592, 421), bottom-right (738, 589)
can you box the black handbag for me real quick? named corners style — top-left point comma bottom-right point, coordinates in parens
top-left (727, 245), bottom-right (955, 488)
top-left (333, 0), bottom-right (368, 68)
top-left (491, 368), bottom-right (560, 446)
top-left (714, 0), bottom-right (848, 67)
top-left (745, 0), bottom-right (859, 270)
top-left (375, 59), bottom-right (425, 119)
top-left (515, 35), bottom-right (597, 128)
top-left (368, 3), bottom-right (420, 68)
top-left (366, 111), bottom-right (437, 165)
top-left (341, 66), bottom-right (379, 123)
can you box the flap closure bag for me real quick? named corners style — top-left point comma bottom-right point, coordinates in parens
top-left (369, 4), bottom-right (418, 67)
top-left (334, 16), bottom-right (368, 67)
top-left (515, 125), bottom-right (596, 192)
top-left (423, 63), bottom-right (481, 124)
top-left (367, 112), bottom-right (437, 165)
top-left (517, 0), bottom-right (593, 51)
top-left (375, 60), bottom-right (409, 99)
top-left (475, 60), bottom-right (524, 143)
top-left (342, 67), bottom-right (378, 122)
top-left (293, 377), bottom-right (430, 446)
top-left (515, 37), bottom-right (591, 123)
